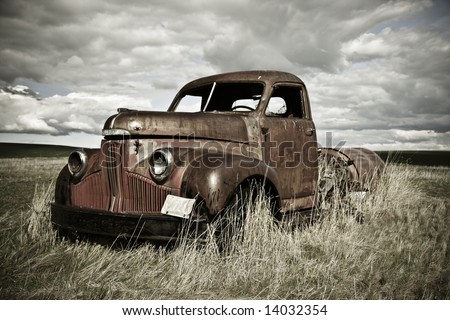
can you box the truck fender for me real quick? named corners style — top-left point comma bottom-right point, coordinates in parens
top-left (55, 165), bottom-right (71, 206)
top-left (181, 152), bottom-right (279, 218)
top-left (319, 147), bottom-right (385, 191)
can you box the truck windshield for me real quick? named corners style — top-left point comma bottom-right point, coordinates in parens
top-left (173, 82), bottom-right (264, 113)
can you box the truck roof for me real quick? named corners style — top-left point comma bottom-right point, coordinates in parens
top-left (180, 70), bottom-right (304, 91)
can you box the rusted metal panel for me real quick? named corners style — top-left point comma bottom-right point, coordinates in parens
top-left (260, 116), bottom-right (318, 200)
top-left (104, 112), bottom-right (252, 143)
top-left (339, 147), bottom-right (385, 188)
top-left (71, 172), bottom-right (108, 210)
top-left (172, 70), bottom-right (305, 95)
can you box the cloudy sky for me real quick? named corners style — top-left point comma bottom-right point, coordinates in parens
top-left (0, 0), bottom-right (449, 150)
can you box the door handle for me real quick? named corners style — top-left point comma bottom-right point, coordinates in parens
top-left (305, 128), bottom-right (315, 136)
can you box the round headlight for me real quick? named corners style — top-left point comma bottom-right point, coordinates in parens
top-left (68, 150), bottom-right (88, 178)
top-left (149, 149), bottom-right (174, 182)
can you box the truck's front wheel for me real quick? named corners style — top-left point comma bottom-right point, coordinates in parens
top-left (214, 185), bottom-right (251, 253)
top-left (214, 182), bottom-right (280, 253)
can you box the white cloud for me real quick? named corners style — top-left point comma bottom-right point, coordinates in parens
top-left (0, 89), bottom-right (154, 136)
top-left (62, 55), bottom-right (84, 67)
top-left (5, 114), bottom-right (59, 134)
top-left (342, 28), bottom-right (398, 59)
top-left (317, 129), bottom-right (449, 151)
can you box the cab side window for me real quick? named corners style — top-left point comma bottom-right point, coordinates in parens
top-left (265, 86), bottom-right (303, 118)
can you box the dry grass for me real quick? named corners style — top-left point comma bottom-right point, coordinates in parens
top-left (0, 158), bottom-right (449, 299)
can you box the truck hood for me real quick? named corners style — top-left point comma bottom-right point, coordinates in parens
top-left (103, 111), bottom-right (255, 143)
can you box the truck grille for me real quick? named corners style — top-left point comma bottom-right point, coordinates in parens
top-left (70, 141), bottom-right (173, 214)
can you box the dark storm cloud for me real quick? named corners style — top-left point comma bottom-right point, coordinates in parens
top-left (0, 0), bottom-right (431, 83)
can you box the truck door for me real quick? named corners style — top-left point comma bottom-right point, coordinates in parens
top-left (260, 84), bottom-right (318, 210)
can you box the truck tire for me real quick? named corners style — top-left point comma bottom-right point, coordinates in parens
top-left (317, 154), bottom-right (350, 209)
top-left (215, 184), bottom-right (251, 253)
top-left (316, 153), bottom-right (365, 223)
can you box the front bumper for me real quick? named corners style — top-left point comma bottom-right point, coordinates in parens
top-left (50, 203), bottom-right (208, 242)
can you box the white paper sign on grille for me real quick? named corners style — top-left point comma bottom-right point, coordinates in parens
top-left (161, 195), bottom-right (196, 219)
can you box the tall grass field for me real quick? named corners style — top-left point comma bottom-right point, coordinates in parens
top-left (0, 148), bottom-right (449, 299)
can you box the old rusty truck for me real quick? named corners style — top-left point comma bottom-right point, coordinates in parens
top-left (51, 70), bottom-right (384, 243)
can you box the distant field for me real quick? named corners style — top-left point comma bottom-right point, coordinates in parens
top-left (0, 143), bottom-right (77, 158)
top-left (376, 150), bottom-right (450, 167)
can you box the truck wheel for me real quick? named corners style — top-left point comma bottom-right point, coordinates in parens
top-left (317, 154), bottom-right (365, 223)
top-left (317, 154), bottom-right (349, 210)
top-left (214, 183), bottom-right (280, 252)
top-left (215, 185), bottom-right (252, 253)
